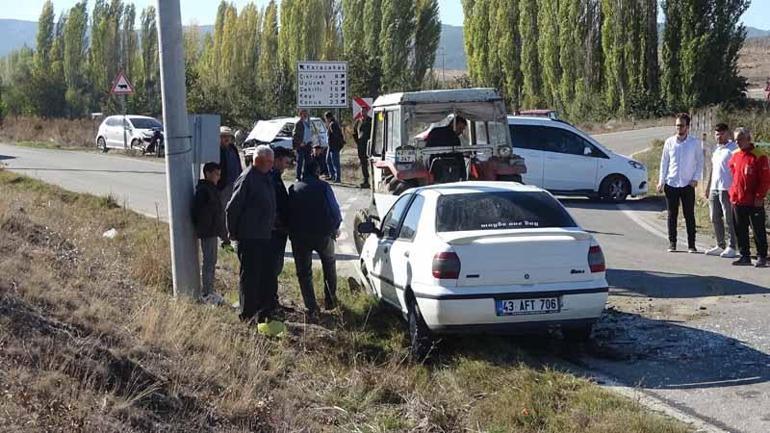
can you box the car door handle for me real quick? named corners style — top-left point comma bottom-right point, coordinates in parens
top-left (403, 251), bottom-right (410, 258)
top-left (383, 247), bottom-right (389, 254)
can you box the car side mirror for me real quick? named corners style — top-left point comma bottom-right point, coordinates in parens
top-left (584, 146), bottom-right (592, 156)
top-left (357, 221), bottom-right (380, 237)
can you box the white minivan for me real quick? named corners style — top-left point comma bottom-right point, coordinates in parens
top-left (508, 116), bottom-right (648, 202)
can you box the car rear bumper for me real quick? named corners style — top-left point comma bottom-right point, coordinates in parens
top-left (413, 286), bottom-right (608, 332)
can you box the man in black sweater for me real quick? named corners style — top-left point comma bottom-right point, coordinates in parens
top-left (288, 159), bottom-right (342, 315)
top-left (226, 145), bottom-right (276, 323)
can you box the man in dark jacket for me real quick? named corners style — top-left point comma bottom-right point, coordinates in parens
top-left (288, 159), bottom-right (342, 315)
top-left (353, 112), bottom-right (372, 188)
top-left (217, 126), bottom-right (243, 250)
top-left (325, 111), bottom-right (344, 183)
top-left (292, 108), bottom-right (313, 181)
top-left (269, 147), bottom-right (294, 308)
top-left (226, 145), bottom-right (276, 322)
top-left (192, 162), bottom-right (227, 304)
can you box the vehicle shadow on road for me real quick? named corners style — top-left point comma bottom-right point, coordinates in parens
top-left (0, 155), bottom-right (16, 161)
top-left (608, 268), bottom-right (770, 298)
top-left (560, 196), bottom-right (666, 213)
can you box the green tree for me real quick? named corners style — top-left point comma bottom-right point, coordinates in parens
top-left (661, 0), bottom-right (683, 110)
top-left (496, 0), bottom-right (521, 109)
top-left (557, 0), bottom-right (579, 115)
top-left (63, 1), bottom-right (90, 117)
top-left (518, 0), bottom-right (541, 107)
top-left (379, 0), bottom-right (415, 91)
top-left (537, 0), bottom-right (559, 108)
top-left (139, 6), bottom-right (160, 115)
top-left (413, 0), bottom-right (441, 88)
top-left (363, 0), bottom-right (383, 59)
top-left (34, 0), bottom-right (55, 73)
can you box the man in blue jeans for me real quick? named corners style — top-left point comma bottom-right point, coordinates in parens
top-left (325, 111), bottom-right (344, 183)
top-left (292, 108), bottom-right (313, 181)
top-left (288, 159), bottom-right (342, 316)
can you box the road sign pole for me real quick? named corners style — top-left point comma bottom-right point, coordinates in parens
top-left (122, 95), bottom-right (127, 149)
top-left (156, 0), bottom-right (200, 299)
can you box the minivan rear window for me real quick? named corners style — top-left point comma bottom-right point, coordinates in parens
top-left (436, 191), bottom-right (576, 232)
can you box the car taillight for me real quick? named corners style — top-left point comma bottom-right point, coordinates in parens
top-left (432, 252), bottom-right (461, 279)
top-left (588, 245), bottom-right (605, 273)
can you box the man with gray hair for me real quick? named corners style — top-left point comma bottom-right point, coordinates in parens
top-left (226, 145), bottom-right (277, 322)
top-left (728, 128), bottom-right (770, 267)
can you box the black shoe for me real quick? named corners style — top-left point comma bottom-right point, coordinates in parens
top-left (667, 242), bottom-right (676, 252)
top-left (688, 247), bottom-right (698, 254)
top-left (360, 181), bottom-right (370, 189)
top-left (756, 257), bottom-right (767, 268)
top-left (732, 256), bottom-right (753, 266)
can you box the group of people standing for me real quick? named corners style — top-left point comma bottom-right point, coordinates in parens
top-left (192, 126), bottom-right (342, 323)
top-left (658, 113), bottom-right (770, 267)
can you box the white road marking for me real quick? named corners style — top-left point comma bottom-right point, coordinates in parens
top-left (619, 203), bottom-right (711, 251)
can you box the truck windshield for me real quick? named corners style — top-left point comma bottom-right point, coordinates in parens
top-left (436, 191), bottom-right (577, 232)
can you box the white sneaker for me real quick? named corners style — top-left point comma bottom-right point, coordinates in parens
top-left (720, 247), bottom-right (737, 258)
top-left (705, 246), bottom-right (723, 256)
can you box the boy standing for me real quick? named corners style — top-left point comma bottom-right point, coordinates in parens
top-left (193, 162), bottom-right (228, 304)
top-left (704, 123), bottom-right (738, 258)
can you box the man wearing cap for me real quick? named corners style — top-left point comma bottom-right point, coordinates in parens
top-left (292, 109), bottom-right (313, 181)
top-left (218, 126), bottom-right (243, 249)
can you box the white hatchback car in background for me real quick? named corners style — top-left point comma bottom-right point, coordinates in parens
top-left (95, 115), bottom-right (163, 151)
top-left (508, 115), bottom-right (648, 202)
top-left (242, 116), bottom-right (329, 165)
top-left (356, 181), bottom-right (608, 358)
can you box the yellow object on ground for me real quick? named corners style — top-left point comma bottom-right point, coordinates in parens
top-left (257, 320), bottom-right (287, 337)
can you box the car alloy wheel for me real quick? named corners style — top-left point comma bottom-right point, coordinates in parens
top-left (97, 137), bottom-right (108, 153)
top-left (601, 175), bottom-right (629, 203)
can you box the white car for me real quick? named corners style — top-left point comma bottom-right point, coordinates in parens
top-left (356, 181), bottom-right (608, 358)
top-left (96, 115), bottom-right (163, 151)
top-left (508, 115), bottom-right (648, 202)
top-left (243, 116), bottom-right (329, 165)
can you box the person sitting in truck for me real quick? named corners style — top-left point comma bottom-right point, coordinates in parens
top-left (426, 116), bottom-right (467, 148)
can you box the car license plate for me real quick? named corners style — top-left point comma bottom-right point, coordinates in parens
top-left (495, 297), bottom-right (560, 316)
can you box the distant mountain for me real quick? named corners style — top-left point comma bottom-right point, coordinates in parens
top-left (746, 26), bottom-right (770, 38)
top-left (437, 24), bottom-right (467, 71)
top-left (0, 19), bottom-right (37, 58)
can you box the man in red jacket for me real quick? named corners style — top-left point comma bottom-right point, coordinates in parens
top-left (729, 128), bottom-right (770, 267)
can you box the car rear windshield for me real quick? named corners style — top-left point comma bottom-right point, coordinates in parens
top-left (130, 118), bottom-right (162, 129)
top-left (436, 191), bottom-right (576, 232)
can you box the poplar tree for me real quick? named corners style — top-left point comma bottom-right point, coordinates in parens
top-left (413, 0), bottom-right (441, 88)
top-left (661, 0), bottom-right (683, 110)
top-left (140, 6), bottom-right (160, 115)
top-left (558, 0), bottom-right (579, 115)
top-left (34, 1), bottom-right (55, 73)
top-left (379, 0), bottom-right (415, 91)
top-left (497, 0), bottom-right (521, 108)
top-left (537, 0), bottom-right (560, 108)
top-left (518, 0), bottom-right (541, 107)
top-left (63, 1), bottom-right (89, 116)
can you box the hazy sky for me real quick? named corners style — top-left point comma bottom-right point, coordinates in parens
top-left (2, 0), bottom-right (769, 30)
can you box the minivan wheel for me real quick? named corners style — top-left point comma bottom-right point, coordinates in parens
top-left (599, 175), bottom-right (630, 203)
top-left (407, 295), bottom-right (434, 360)
top-left (97, 137), bottom-right (108, 153)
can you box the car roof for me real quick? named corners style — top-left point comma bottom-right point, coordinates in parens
top-left (374, 88), bottom-right (502, 107)
top-left (112, 115), bottom-right (158, 120)
top-left (413, 181), bottom-right (546, 196)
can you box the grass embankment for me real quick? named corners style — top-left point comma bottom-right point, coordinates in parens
top-left (0, 168), bottom-right (692, 432)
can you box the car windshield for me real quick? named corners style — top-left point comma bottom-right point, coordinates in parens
top-left (130, 118), bottom-right (162, 129)
top-left (436, 191), bottom-right (576, 232)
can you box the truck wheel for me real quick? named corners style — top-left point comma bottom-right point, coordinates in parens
top-left (407, 295), bottom-right (435, 361)
top-left (353, 209), bottom-right (369, 254)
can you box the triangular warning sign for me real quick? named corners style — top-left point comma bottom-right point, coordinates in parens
top-left (111, 72), bottom-right (134, 95)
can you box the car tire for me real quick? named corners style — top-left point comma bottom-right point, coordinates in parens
top-left (599, 175), bottom-right (630, 203)
top-left (407, 295), bottom-right (434, 361)
top-left (562, 323), bottom-right (593, 342)
top-left (97, 137), bottom-right (108, 153)
top-left (353, 209), bottom-right (370, 255)
top-left (130, 139), bottom-right (142, 151)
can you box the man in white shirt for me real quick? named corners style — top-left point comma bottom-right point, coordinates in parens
top-left (704, 123), bottom-right (738, 258)
top-left (657, 113), bottom-right (704, 253)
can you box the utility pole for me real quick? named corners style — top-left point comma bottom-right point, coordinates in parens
top-left (156, 0), bottom-right (200, 298)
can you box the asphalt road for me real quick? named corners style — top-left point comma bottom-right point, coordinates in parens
top-left (2, 125), bottom-right (770, 432)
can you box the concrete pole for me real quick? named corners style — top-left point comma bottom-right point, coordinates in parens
top-left (156, 0), bottom-right (200, 298)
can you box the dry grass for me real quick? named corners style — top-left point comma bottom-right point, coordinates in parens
top-left (739, 37), bottom-right (770, 89)
top-left (0, 167), bottom-right (692, 432)
top-left (0, 116), bottom-right (100, 149)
